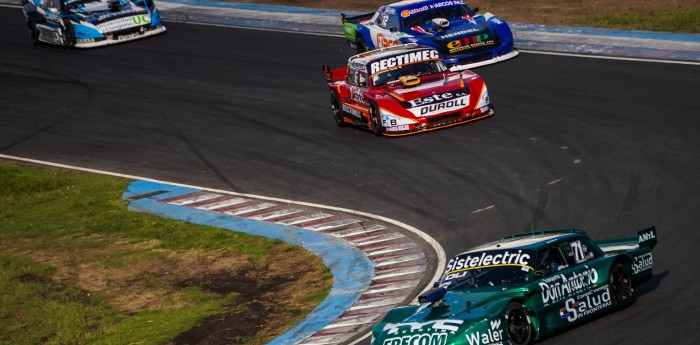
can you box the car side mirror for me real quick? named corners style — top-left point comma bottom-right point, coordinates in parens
top-left (472, 7), bottom-right (479, 14)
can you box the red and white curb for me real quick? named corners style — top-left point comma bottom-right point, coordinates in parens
top-left (158, 190), bottom-right (430, 344)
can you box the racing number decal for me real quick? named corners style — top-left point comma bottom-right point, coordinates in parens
top-left (570, 240), bottom-right (586, 264)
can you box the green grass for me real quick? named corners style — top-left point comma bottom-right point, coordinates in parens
top-left (0, 161), bottom-right (331, 345)
top-left (574, 7), bottom-right (700, 33)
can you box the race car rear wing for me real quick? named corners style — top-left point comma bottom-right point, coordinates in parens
top-left (341, 12), bottom-right (373, 24)
top-left (596, 226), bottom-right (657, 253)
top-left (322, 65), bottom-right (347, 83)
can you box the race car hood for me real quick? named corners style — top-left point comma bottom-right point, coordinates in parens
top-left (381, 73), bottom-right (478, 118)
top-left (372, 288), bottom-right (517, 345)
top-left (408, 15), bottom-right (500, 56)
top-left (65, 0), bottom-right (152, 32)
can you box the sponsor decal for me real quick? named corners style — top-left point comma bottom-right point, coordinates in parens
top-left (408, 91), bottom-right (466, 108)
top-left (350, 60), bottom-right (367, 71)
top-left (429, 0), bottom-right (463, 9)
top-left (465, 319), bottom-right (504, 345)
top-left (639, 231), bottom-right (656, 243)
top-left (96, 8), bottom-right (141, 21)
top-left (376, 33), bottom-right (398, 48)
top-left (539, 267), bottom-right (599, 304)
top-left (400, 6), bottom-right (428, 18)
top-left (349, 86), bottom-right (367, 105)
top-left (385, 124), bottom-right (411, 132)
top-left (342, 104), bottom-right (363, 119)
top-left (76, 38), bottom-right (96, 43)
top-left (559, 285), bottom-right (612, 322)
top-left (436, 28), bottom-right (479, 40)
top-left (97, 15), bottom-right (150, 32)
top-left (445, 250), bottom-right (532, 278)
top-left (118, 32), bottom-right (141, 41)
top-left (370, 50), bottom-right (440, 74)
top-left (632, 253), bottom-right (653, 274)
top-left (411, 97), bottom-right (468, 117)
top-left (382, 319), bottom-right (463, 344)
top-left (446, 34), bottom-right (495, 53)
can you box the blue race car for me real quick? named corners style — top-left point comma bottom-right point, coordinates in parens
top-left (22, 0), bottom-right (165, 48)
top-left (342, 0), bottom-right (518, 69)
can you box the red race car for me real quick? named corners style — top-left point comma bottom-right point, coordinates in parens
top-left (322, 44), bottom-right (494, 136)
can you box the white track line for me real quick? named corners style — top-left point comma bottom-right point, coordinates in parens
top-left (519, 49), bottom-right (700, 65)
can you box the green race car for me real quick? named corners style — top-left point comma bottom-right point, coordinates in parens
top-left (371, 227), bottom-right (657, 345)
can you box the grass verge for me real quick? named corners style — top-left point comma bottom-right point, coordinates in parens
top-left (0, 160), bottom-right (332, 345)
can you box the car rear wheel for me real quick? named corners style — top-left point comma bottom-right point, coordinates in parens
top-left (356, 36), bottom-right (368, 54)
top-left (330, 91), bottom-right (345, 127)
top-left (27, 20), bottom-right (39, 45)
top-left (369, 102), bottom-right (383, 136)
top-left (609, 262), bottom-right (633, 309)
top-left (506, 302), bottom-right (533, 345)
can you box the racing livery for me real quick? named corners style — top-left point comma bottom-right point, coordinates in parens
top-left (22, 0), bottom-right (165, 48)
top-left (371, 227), bottom-right (657, 345)
top-left (322, 44), bottom-right (493, 136)
top-left (342, 0), bottom-right (517, 69)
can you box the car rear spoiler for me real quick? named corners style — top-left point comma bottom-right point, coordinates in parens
top-left (637, 226), bottom-right (657, 249)
top-left (322, 65), bottom-right (347, 83)
top-left (595, 226), bottom-right (657, 254)
top-left (341, 12), bottom-right (374, 24)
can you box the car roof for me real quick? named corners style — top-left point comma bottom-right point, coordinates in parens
top-left (458, 230), bottom-right (585, 254)
top-left (384, 0), bottom-right (461, 11)
top-left (349, 44), bottom-right (435, 66)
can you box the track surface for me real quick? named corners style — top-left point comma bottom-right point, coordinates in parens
top-left (2, 7), bottom-right (700, 344)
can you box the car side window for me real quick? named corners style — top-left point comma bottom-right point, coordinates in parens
top-left (358, 70), bottom-right (367, 87)
top-left (536, 245), bottom-right (569, 276)
top-left (376, 11), bottom-right (398, 30)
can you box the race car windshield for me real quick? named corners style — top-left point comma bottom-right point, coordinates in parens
top-left (63, 0), bottom-right (107, 10)
top-left (439, 249), bottom-right (534, 289)
top-left (401, 5), bottom-right (473, 28)
top-left (371, 60), bottom-right (447, 86)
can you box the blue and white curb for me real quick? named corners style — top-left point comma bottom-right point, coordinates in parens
top-left (123, 180), bottom-right (431, 345)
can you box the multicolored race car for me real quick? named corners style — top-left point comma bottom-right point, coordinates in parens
top-left (322, 44), bottom-right (493, 136)
top-left (371, 227), bottom-right (657, 345)
top-left (342, 0), bottom-right (518, 69)
top-left (21, 0), bottom-right (165, 48)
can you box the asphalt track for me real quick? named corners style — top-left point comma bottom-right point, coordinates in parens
top-left (2, 6), bottom-right (700, 344)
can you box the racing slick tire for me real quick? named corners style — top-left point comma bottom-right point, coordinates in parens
top-left (369, 101), bottom-right (383, 136)
top-left (27, 20), bottom-right (39, 45)
top-left (609, 262), bottom-right (633, 309)
top-left (506, 302), bottom-right (533, 345)
top-left (330, 91), bottom-right (345, 127)
top-left (356, 36), bottom-right (368, 54)
top-left (61, 17), bottom-right (76, 48)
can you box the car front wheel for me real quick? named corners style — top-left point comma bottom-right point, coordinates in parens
top-left (27, 20), bottom-right (39, 45)
top-left (369, 102), bottom-right (383, 136)
top-left (506, 302), bottom-right (533, 345)
top-left (61, 17), bottom-right (75, 48)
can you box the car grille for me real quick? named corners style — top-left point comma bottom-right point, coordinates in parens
top-left (427, 111), bottom-right (462, 127)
